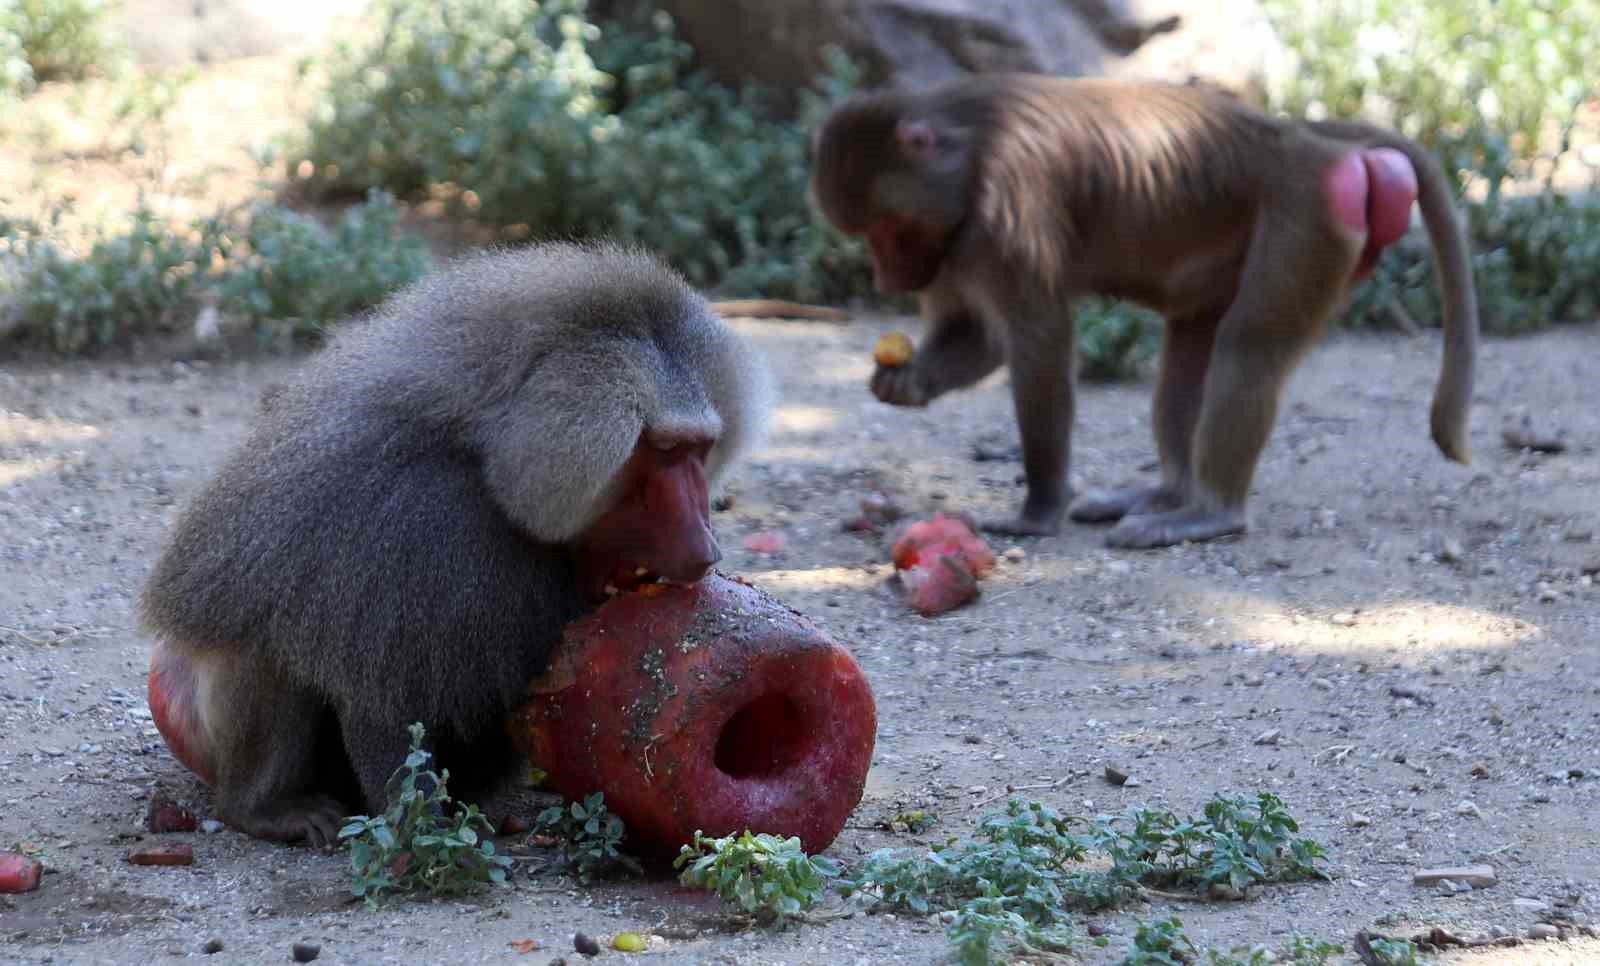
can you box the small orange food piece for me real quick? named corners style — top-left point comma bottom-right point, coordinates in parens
top-left (873, 331), bottom-right (914, 367)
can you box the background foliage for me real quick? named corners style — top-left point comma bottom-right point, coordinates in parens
top-left (294, 0), bottom-right (871, 302)
top-left (1, 0), bottom-right (118, 96)
top-left (1, 0), bottom-right (1596, 359)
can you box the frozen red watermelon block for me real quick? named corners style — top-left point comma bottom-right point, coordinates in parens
top-left (507, 573), bottom-right (877, 858)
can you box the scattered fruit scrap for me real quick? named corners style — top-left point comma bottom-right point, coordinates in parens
top-left (741, 530), bottom-right (787, 554)
top-left (147, 794), bottom-right (198, 833)
top-left (0, 852), bottom-right (44, 893)
top-left (890, 513), bottom-right (996, 616)
top-left (873, 331), bottom-right (913, 367)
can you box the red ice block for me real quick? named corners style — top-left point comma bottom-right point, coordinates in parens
top-left (507, 573), bottom-right (877, 858)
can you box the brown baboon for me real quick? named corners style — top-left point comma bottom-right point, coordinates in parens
top-left (809, 74), bottom-right (1476, 548)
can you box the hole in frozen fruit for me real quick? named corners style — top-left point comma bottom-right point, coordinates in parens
top-left (713, 692), bottom-right (810, 779)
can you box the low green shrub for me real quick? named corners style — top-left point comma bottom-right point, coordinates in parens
top-left (212, 190), bottom-right (432, 341)
top-left (1077, 298), bottom-right (1160, 383)
top-left (0, 0), bottom-right (118, 89)
top-left (0, 191), bottom-right (431, 352)
top-left (0, 203), bottom-right (201, 352)
top-left (293, 0), bottom-right (871, 301)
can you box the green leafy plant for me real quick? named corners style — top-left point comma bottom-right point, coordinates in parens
top-left (212, 189), bottom-right (431, 341)
top-left (1366, 937), bottom-right (1423, 966)
top-left (674, 829), bottom-right (840, 928)
top-left (1123, 917), bottom-right (1200, 966)
top-left (1101, 792), bottom-right (1329, 895)
top-left (1123, 919), bottom-right (1343, 966)
top-left (843, 794), bottom-right (1328, 965)
top-left (1078, 298), bottom-right (1160, 382)
top-left (337, 722), bottom-right (512, 908)
top-left (293, 0), bottom-right (871, 301)
top-left (533, 791), bottom-right (643, 882)
top-left (1282, 935), bottom-right (1346, 965)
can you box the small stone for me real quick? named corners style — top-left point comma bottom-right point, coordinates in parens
top-left (292, 942), bottom-right (321, 962)
top-left (1438, 536), bottom-right (1465, 562)
top-left (1253, 728), bottom-right (1282, 746)
top-left (1122, 776), bottom-right (1142, 788)
top-left (574, 933), bottom-right (601, 957)
top-left (1537, 583), bottom-right (1559, 603)
top-left (1103, 766), bottom-right (1129, 786)
top-left (1243, 673), bottom-right (1265, 687)
top-left (1470, 762), bottom-right (1491, 779)
top-left (1438, 879), bottom-right (1470, 896)
top-left (1568, 768), bottom-right (1586, 779)
top-left (1311, 677), bottom-right (1335, 692)
top-left (1414, 864), bottom-right (1497, 889)
top-left (1501, 416), bottom-right (1566, 454)
top-left (1455, 800), bottom-right (1483, 819)
top-left (1003, 547), bottom-right (1025, 562)
top-left (1349, 813), bottom-right (1372, 828)
top-left (1528, 924), bottom-right (1560, 941)
top-left (200, 820), bottom-right (225, 835)
top-left (1330, 611), bottom-right (1357, 627)
top-left (202, 938), bottom-right (224, 955)
top-left (1206, 881), bottom-right (1246, 901)
top-left (1513, 897), bottom-right (1551, 913)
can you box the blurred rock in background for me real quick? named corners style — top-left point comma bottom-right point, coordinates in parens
top-left (593, 0), bottom-right (1288, 112)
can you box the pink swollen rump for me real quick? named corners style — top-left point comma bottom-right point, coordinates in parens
top-left (1325, 147), bottom-right (1419, 281)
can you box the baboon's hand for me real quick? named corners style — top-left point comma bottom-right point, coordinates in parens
top-left (870, 362), bottom-right (930, 407)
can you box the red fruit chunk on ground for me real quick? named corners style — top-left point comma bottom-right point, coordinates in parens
top-left (147, 796), bottom-right (198, 833)
top-left (742, 530), bottom-right (788, 554)
top-left (900, 554), bottom-right (979, 616)
top-left (128, 844), bottom-right (194, 866)
top-left (0, 852), bottom-right (43, 893)
top-left (891, 514), bottom-right (994, 577)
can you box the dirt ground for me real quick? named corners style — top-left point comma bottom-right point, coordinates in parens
top-left (3, 314), bottom-right (1599, 964)
top-left (4, 13), bottom-right (1600, 965)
